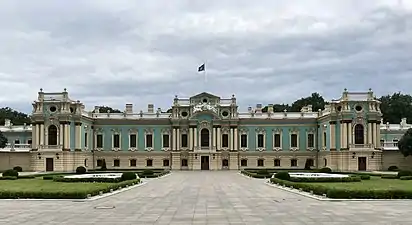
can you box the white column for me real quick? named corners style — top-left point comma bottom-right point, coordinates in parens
top-left (59, 124), bottom-right (64, 146)
top-left (75, 124), bottom-right (80, 150)
top-left (330, 124), bottom-right (335, 149)
top-left (217, 127), bottom-right (221, 150)
top-left (229, 128), bottom-right (233, 150)
top-left (172, 128), bottom-right (176, 150)
top-left (64, 124), bottom-right (69, 150)
top-left (193, 128), bottom-right (197, 148)
top-left (343, 123), bottom-right (347, 149)
top-left (234, 128), bottom-right (238, 150)
top-left (347, 123), bottom-right (352, 146)
top-left (373, 123), bottom-right (377, 147)
top-left (39, 124), bottom-right (44, 146)
top-left (368, 123), bottom-right (372, 144)
top-left (31, 124), bottom-right (37, 149)
top-left (212, 127), bottom-right (216, 149)
top-left (36, 124), bottom-right (40, 148)
top-left (176, 128), bottom-right (180, 150)
top-left (189, 128), bottom-right (193, 150)
top-left (340, 122), bottom-right (344, 150)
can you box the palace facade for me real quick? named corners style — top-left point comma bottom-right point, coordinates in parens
top-left (1, 89), bottom-right (411, 172)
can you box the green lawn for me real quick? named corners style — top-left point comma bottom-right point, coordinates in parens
top-left (303, 176), bottom-right (412, 191)
top-left (0, 177), bottom-right (118, 193)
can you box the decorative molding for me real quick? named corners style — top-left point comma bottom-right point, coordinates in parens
top-left (289, 127), bottom-right (299, 133)
top-left (290, 147), bottom-right (299, 151)
top-left (273, 147), bottom-right (282, 151)
top-left (162, 147), bottom-right (171, 152)
top-left (128, 147), bottom-right (137, 152)
top-left (255, 128), bottom-right (266, 134)
top-left (144, 128), bottom-right (154, 134)
top-left (272, 128), bottom-right (282, 133)
top-left (238, 128), bottom-right (248, 134)
top-left (221, 126), bottom-right (230, 134)
top-left (161, 128), bottom-right (171, 134)
top-left (128, 128), bottom-right (138, 134)
top-left (180, 128), bottom-right (189, 134)
top-left (95, 128), bottom-right (104, 134)
top-left (256, 147), bottom-right (265, 152)
top-left (199, 120), bottom-right (209, 129)
top-left (111, 128), bottom-right (121, 134)
top-left (145, 147), bottom-right (154, 152)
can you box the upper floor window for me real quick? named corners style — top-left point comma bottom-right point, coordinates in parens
top-left (113, 134), bottom-right (120, 148)
top-left (162, 134), bottom-right (170, 148)
top-left (240, 134), bottom-right (247, 148)
top-left (222, 134), bottom-right (229, 148)
top-left (307, 133), bottom-right (314, 148)
top-left (96, 134), bottom-right (103, 148)
top-left (129, 134), bottom-right (137, 148)
top-left (290, 134), bottom-right (298, 148)
top-left (146, 134), bottom-right (153, 148)
top-left (257, 134), bottom-right (264, 148)
top-left (181, 134), bottom-right (188, 148)
top-left (273, 134), bottom-right (281, 148)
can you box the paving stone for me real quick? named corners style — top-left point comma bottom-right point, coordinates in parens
top-left (0, 171), bottom-right (411, 224)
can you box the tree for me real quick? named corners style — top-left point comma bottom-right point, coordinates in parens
top-left (0, 131), bottom-right (7, 149)
top-left (379, 93), bottom-right (412, 124)
top-left (96, 106), bottom-right (122, 113)
top-left (290, 92), bottom-right (326, 112)
top-left (0, 107), bottom-right (31, 125)
top-left (398, 128), bottom-right (412, 157)
top-left (262, 104), bottom-right (292, 113)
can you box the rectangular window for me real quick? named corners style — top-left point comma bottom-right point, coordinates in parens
top-left (146, 159), bottom-right (153, 167)
top-left (291, 134), bottom-right (298, 148)
top-left (307, 133), bottom-right (314, 148)
top-left (96, 134), bottom-right (103, 148)
top-left (146, 134), bottom-right (153, 148)
top-left (162, 134), bottom-right (170, 148)
top-left (291, 159), bottom-right (297, 167)
top-left (274, 134), bottom-right (281, 148)
top-left (323, 132), bottom-right (327, 146)
top-left (113, 134), bottom-right (120, 148)
top-left (257, 159), bottom-right (264, 167)
top-left (84, 133), bottom-right (88, 147)
top-left (114, 159), bottom-right (120, 167)
top-left (274, 159), bottom-right (280, 167)
top-left (163, 159), bottom-right (170, 167)
top-left (129, 134), bottom-right (137, 148)
top-left (257, 134), bottom-right (264, 148)
top-left (97, 159), bottom-right (103, 167)
top-left (222, 134), bottom-right (229, 148)
top-left (240, 134), bottom-right (247, 148)
top-left (130, 159), bottom-right (137, 167)
top-left (181, 134), bottom-right (188, 148)
top-left (240, 159), bottom-right (247, 167)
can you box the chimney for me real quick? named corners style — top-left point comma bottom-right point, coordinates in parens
top-left (94, 106), bottom-right (100, 113)
top-left (4, 119), bottom-right (11, 127)
top-left (248, 106), bottom-right (252, 113)
top-left (125, 104), bottom-right (133, 114)
top-left (267, 104), bottom-right (273, 113)
top-left (255, 104), bottom-right (262, 114)
top-left (148, 104), bottom-right (154, 113)
top-left (401, 118), bottom-right (407, 126)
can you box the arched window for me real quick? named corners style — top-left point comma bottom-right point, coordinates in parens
top-left (200, 129), bottom-right (209, 147)
top-left (48, 125), bottom-right (58, 145)
top-left (354, 124), bottom-right (364, 144)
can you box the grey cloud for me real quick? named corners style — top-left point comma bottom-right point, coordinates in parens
top-left (0, 0), bottom-right (411, 114)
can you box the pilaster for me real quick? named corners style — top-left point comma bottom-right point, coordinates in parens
top-left (233, 128), bottom-right (238, 151)
top-left (172, 128), bottom-right (176, 150)
top-left (372, 123), bottom-right (377, 147)
top-left (347, 123), bottom-right (352, 146)
top-left (189, 128), bottom-right (193, 150)
top-left (176, 128), bottom-right (180, 150)
top-left (229, 128), bottom-right (233, 150)
top-left (39, 124), bottom-right (44, 146)
top-left (330, 123), bottom-right (335, 149)
top-left (31, 124), bottom-right (38, 150)
top-left (343, 122), bottom-right (348, 149)
top-left (368, 123), bottom-right (373, 144)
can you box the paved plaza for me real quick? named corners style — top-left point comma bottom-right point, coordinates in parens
top-left (0, 171), bottom-right (411, 225)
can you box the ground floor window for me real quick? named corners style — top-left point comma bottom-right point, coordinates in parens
top-left (274, 159), bottom-right (280, 167)
top-left (163, 159), bottom-right (170, 167)
top-left (114, 159), bottom-right (120, 167)
top-left (257, 159), bottom-right (264, 167)
top-left (130, 159), bottom-right (137, 167)
top-left (84, 159), bottom-right (88, 167)
top-left (222, 159), bottom-right (229, 167)
top-left (97, 159), bottom-right (103, 167)
top-left (324, 158), bottom-right (327, 167)
top-left (181, 159), bottom-right (188, 167)
top-left (291, 159), bottom-right (297, 167)
top-left (146, 159), bottom-right (153, 167)
top-left (240, 159), bottom-right (247, 167)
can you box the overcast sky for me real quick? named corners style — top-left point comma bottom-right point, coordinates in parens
top-left (0, 0), bottom-right (411, 113)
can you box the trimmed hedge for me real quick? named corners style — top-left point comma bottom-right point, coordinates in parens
top-left (274, 171), bottom-right (290, 180)
top-left (53, 176), bottom-right (124, 183)
top-left (121, 172), bottom-right (137, 181)
top-left (359, 175), bottom-right (371, 180)
top-left (2, 169), bottom-right (18, 177)
top-left (240, 170), bottom-right (272, 179)
top-left (318, 167), bottom-right (332, 173)
top-left (0, 176), bottom-right (17, 180)
top-left (76, 166), bottom-right (87, 174)
top-left (139, 171), bottom-right (170, 178)
top-left (0, 179), bottom-right (140, 199)
top-left (381, 174), bottom-right (398, 179)
top-left (270, 178), bottom-right (412, 199)
top-left (397, 170), bottom-right (412, 178)
top-left (13, 166), bottom-right (23, 172)
top-left (289, 176), bottom-right (361, 183)
top-left (400, 176), bottom-right (412, 180)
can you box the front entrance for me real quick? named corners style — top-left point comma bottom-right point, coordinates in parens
top-left (201, 156), bottom-right (209, 170)
top-left (46, 158), bottom-right (54, 172)
top-left (358, 157), bottom-right (367, 171)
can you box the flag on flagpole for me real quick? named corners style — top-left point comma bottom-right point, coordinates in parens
top-left (198, 63), bottom-right (205, 72)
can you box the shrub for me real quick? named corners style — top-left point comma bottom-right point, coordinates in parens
top-left (2, 169), bottom-right (18, 177)
top-left (400, 176), bottom-right (412, 180)
top-left (13, 166), bottom-right (23, 172)
top-left (121, 172), bottom-right (137, 181)
top-left (381, 174), bottom-right (398, 179)
top-left (388, 166), bottom-right (399, 171)
top-left (318, 167), bottom-right (332, 173)
top-left (0, 176), bottom-right (17, 180)
top-left (397, 170), bottom-right (412, 178)
top-left (359, 175), bottom-right (371, 180)
top-left (142, 170), bottom-right (154, 176)
top-left (53, 176), bottom-right (125, 183)
top-left (18, 175), bottom-right (35, 179)
top-left (257, 170), bottom-right (270, 176)
top-left (76, 166), bottom-right (87, 174)
top-left (43, 176), bottom-right (55, 180)
top-left (274, 171), bottom-right (290, 180)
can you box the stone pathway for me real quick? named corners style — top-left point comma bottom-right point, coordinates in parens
top-left (0, 171), bottom-right (411, 225)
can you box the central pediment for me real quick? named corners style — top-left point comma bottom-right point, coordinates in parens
top-left (190, 92), bottom-right (220, 100)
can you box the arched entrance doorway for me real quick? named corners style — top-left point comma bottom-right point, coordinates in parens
top-left (200, 128), bottom-right (209, 147)
top-left (48, 125), bottom-right (58, 145)
top-left (354, 124), bottom-right (364, 144)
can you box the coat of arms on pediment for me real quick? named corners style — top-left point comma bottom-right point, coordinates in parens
top-left (192, 102), bottom-right (218, 114)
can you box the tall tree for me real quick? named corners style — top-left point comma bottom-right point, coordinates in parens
top-left (398, 128), bottom-right (412, 157)
top-left (0, 131), bottom-right (7, 148)
top-left (0, 107), bottom-right (31, 125)
top-left (379, 93), bottom-right (412, 124)
top-left (96, 106), bottom-right (122, 113)
top-left (290, 92), bottom-right (326, 112)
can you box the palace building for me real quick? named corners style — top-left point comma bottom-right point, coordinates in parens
top-left (0, 88), bottom-right (411, 172)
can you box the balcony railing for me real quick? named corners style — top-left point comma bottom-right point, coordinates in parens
top-left (38, 145), bottom-right (63, 150)
top-left (349, 143), bottom-right (374, 149)
top-left (1, 143), bottom-right (32, 151)
top-left (381, 141), bottom-right (399, 150)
